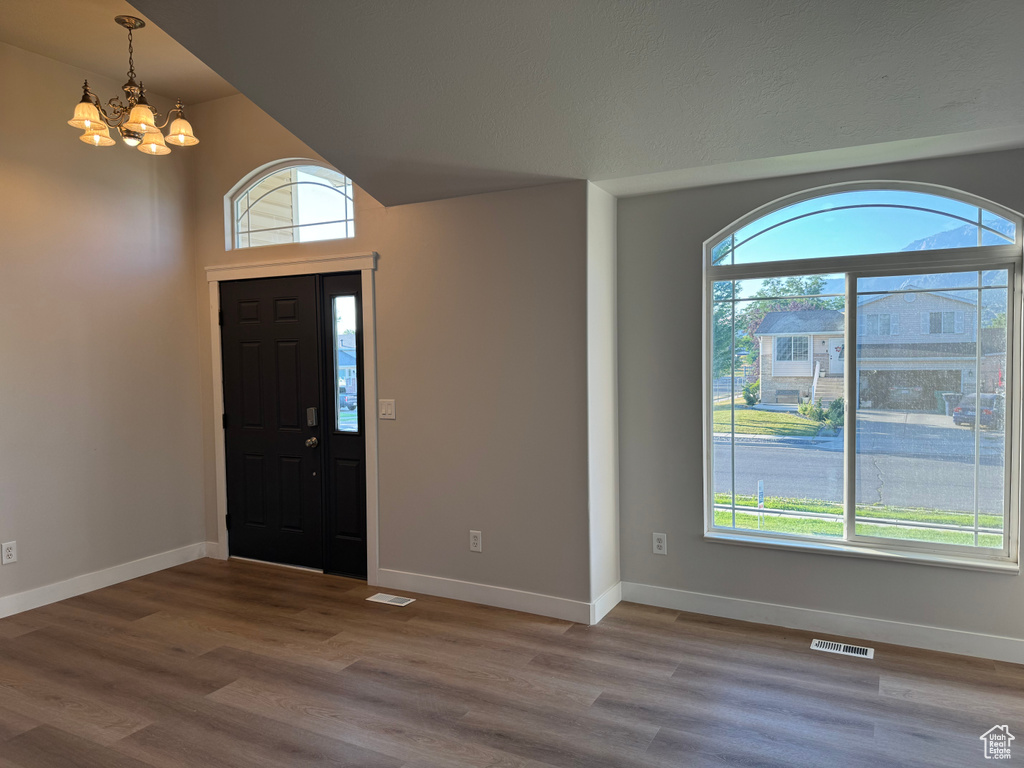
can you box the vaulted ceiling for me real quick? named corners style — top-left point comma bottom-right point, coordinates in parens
top-left (22, 1), bottom-right (1024, 206)
top-left (0, 0), bottom-right (235, 105)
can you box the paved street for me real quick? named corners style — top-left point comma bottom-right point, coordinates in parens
top-left (715, 409), bottom-right (1005, 514)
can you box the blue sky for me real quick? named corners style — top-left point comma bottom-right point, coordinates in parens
top-left (715, 190), bottom-right (1014, 265)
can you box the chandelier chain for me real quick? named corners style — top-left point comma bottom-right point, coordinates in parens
top-left (126, 28), bottom-right (135, 81)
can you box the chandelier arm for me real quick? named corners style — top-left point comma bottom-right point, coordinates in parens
top-left (85, 95), bottom-right (119, 128)
top-left (153, 108), bottom-right (181, 132)
top-left (102, 97), bottom-right (132, 126)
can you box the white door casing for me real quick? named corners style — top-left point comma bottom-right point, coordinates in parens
top-left (205, 252), bottom-right (380, 585)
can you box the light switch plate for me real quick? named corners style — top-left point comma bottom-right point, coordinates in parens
top-left (379, 399), bottom-right (396, 420)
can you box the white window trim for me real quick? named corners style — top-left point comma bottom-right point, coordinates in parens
top-left (702, 180), bottom-right (1022, 572)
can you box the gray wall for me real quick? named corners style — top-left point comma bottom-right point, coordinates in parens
top-left (618, 148), bottom-right (1024, 639)
top-left (0, 43), bottom-right (205, 599)
top-left (587, 183), bottom-right (620, 601)
top-left (190, 95), bottom-right (593, 602)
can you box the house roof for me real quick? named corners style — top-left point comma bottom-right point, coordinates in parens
top-left (755, 310), bottom-right (845, 336)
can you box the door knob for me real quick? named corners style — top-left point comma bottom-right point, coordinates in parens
top-left (305, 437), bottom-right (319, 448)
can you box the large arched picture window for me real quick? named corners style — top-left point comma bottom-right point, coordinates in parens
top-left (705, 182), bottom-right (1021, 569)
top-left (229, 161), bottom-right (355, 249)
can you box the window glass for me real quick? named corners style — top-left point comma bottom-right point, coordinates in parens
top-left (333, 296), bottom-right (359, 433)
top-left (855, 273), bottom-right (1008, 549)
top-left (866, 314), bottom-right (892, 335)
top-left (733, 274), bottom-right (844, 301)
top-left (234, 164), bottom-right (355, 249)
top-left (792, 337), bottom-right (809, 360)
top-left (712, 278), bottom-right (846, 539)
top-left (715, 190), bottom-right (1015, 266)
top-left (775, 337), bottom-right (793, 361)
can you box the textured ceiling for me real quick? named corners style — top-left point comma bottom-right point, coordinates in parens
top-left (108, 1), bottom-right (1024, 203)
top-left (0, 0), bottom-right (236, 105)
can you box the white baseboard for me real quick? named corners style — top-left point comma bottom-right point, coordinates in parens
top-left (591, 581), bottom-right (622, 624)
top-left (205, 540), bottom-right (228, 560)
top-left (621, 582), bottom-right (1024, 665)
top-left (377, 568), bottom-right (600, 624)
top-left (0, 541), bottom-right (215, 619)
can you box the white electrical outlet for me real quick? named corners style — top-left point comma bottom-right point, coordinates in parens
top-left (653, 532), bottom-right (667, 555)
top-left (469, 530), bottom-right (482, 552)
top-left (2, 541), bottom-right (16, 565)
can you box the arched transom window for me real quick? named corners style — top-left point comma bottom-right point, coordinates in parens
top-left (705, 182), bottom-right (1021, 570)
top-left (230, 162), bottom-right (354, 249)
top-left (712, 188), bottom-right (1016, 266)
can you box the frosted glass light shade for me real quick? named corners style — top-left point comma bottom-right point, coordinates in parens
top-left (79, 123), bottom-right (115, 147)
top-left (138, 130), bottom-right (171, 155)
top-left (165, 117), bottom-right (199, 146)
top-left (68, 101), bottom-right (101, 130)
top-left (123, 104), bottom-right (157, 133)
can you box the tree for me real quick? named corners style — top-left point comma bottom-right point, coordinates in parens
top-left (712, 280), bottom-right (739, 379)
top-left (713, 275), bottom-right (844, 380)
top-left (739, 276), bottom-right (844, 346)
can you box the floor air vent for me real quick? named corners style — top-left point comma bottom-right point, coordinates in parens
top-left (811, 639), bottom-right (874, 659)
top-left (366, 593), bottom-right (416, 606)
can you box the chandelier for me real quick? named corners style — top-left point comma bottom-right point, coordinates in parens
top-left (67, 16), bottom-right (199, 155)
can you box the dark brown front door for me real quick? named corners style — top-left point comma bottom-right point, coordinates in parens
top-left (221, 275), bottom-right (324, 569)
top-left (220, 273), bottom-right (369, 577)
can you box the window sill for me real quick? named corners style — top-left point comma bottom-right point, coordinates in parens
top-left (705, 530), bottom-right (1019, 574)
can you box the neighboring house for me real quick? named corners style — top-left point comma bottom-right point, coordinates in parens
top-left (755, 290), bottom-right (1005, 408)
top-left (755, 309), bottom-right (845, 405)
top-left (336, 345), bottom-right (357, 392)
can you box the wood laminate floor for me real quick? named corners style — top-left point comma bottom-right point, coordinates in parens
top-left (0, 559), bottom-right (1019, 767)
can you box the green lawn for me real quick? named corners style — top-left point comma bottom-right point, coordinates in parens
top-left (717, 494), bottom-right (1004, 529)
top-left (713, 496), bottom-right (1003, 548)
top-left (713, 404), bottom-right (819, 437)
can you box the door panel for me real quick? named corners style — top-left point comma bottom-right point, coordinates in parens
top-left (323, 274), bottom-right (368, 578)
top-left (221, 275), bottom-right (323, 569)
top-left (276, 340), bottom-right (302, 427)
top-left (242, 454), bottom-right (266, 526)
top-left (332, 458), bottom-right (364, 538)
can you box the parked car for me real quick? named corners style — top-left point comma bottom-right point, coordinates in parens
top-left (338, 381), bottom-right (358, 411)
top-left (952, 393), bottom-right (1004, 429)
